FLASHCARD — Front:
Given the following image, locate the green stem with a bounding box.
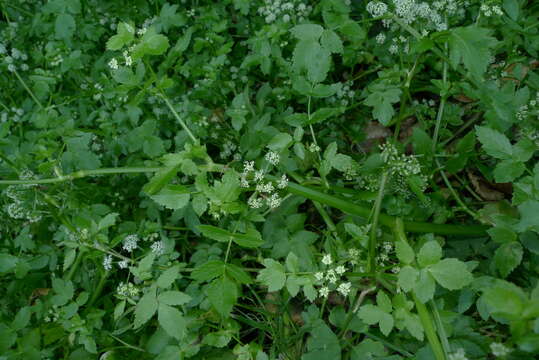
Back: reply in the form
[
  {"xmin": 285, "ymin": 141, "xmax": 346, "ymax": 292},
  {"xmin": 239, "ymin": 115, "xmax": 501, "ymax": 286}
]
[
  {"xmin": 436, "ymin": 161, "xmax": 479, "ymax": 220},
  {"xmin": 430, "ymin": 300, "xmax": 452, "ymax": 356},
  {"xmin": 65, "ymin": 249, "xmax": 85, "ymax": 281},
  {"xmin": 368, "ymin": 172, "xmax": 388, "ymax": 272},
  {"xmin": 13, "ymin": 69, "xmax": 43, "ymax": 109},
  {"xmin": 414, "ymin": 295, "xmax": 446, "ymax": 360},
  {"xmin": 285, "ymin": 181, "xmax": 488, "ymax": 236},
  {"xmin": 86, "ymin": 271, "xmax": 108, "ymax": 308},
  {"xmin": 161, "ymin": 95, "xmax": 198, "ymax": 144},
  {"xmin": 312, "ymin": 201, "xmax": 338, "ymax": 236},
  {"xmin": 338, "ymin": 286, "xmax": 376, "ymax": 339}
]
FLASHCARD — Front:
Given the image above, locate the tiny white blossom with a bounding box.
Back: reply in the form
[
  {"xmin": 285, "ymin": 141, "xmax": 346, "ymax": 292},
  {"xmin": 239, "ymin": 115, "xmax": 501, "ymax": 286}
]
[
  {"xmin": 267, "ymin": 193, "xmax": 281, "ymax": 209},
  {"xmin": 277, "ymin": 174, "xmax": 288, "ymax": 189},
  {"xmin": 248, "ymin": 196, "xmax": 263, "ymax": 209},
  {"xmin": 103, "ymin": 255, "xmax": 113, "ymax": 271},
  {"xmin": 366, "ymin": 1, "xmax": 388, "ymax": 17},
  {"xmin": 314, "ymin": 272, "xmax": 324, "ymax": 281},
  {"xmin": 321, "ymin": 254, "xmax": 332, "ymax": 265},
  {"xmin": 254, "ymin": 170, "xmax": 265, "ymax": 182},
  {"xmin": 375, "ymin": 33, "xmax": 386, "ymax": 44},
  {"xmin": 264, "ymin": 151, "xmax": 280, "ymax": 166},
  {"xmin": 122, "ymin": 234, "xmax": 139, "ymax": 252},
  {"xmin": 448, "ymin": 348, "xmax": 468, "ymax": 360},
  {"xmin": 337, "ymin": 282, "xmax": 352, "ymax": 297},
  {"xmin": 243, "ymin": 160, "xmax": 255, "ymax": 172},
  {"xmin": 319, "ymin": 286, "xmax": 330, "ymax": 298},
  {"xmin": 108, "ymin": 58, "xmax": 118, "ymax": 70},
  {"xmin": 490, "ymin": 343, "xmax": 510, "ymax": 357},
  {"xmin": 151, "ymin": 240, "xmax": 165, "ymax": 255},
  {"xmin": 335, "ymin": 265, "xmax": 346, "ymax": 275},
  {"xmin": 118, "ymin": 260, "xmax": 129, "ymax": 269}
]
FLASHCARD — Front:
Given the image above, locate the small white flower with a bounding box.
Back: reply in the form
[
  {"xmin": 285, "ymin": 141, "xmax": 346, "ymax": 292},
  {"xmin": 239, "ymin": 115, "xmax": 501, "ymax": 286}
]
[
  {"xmin": 254, "ymin": 170, "xmax": 265, "ymax": 182},
  {"xmin": 321, "ymin": 254, "xmax": 332, "ymax": 265},
  {"xmin": 326, "ymin": 270, "xmax": 338, "ymax": 284},
  {"xmin": 337, "ymin": 282, "xmax": 352, "ymax": 297},
  {"xmin": 122, "ymin": 234, "xmax": 138, "ymax": 252},
  {"xmin": 118, "ymin": 260, "xmax": 129, "ymax": 269},
  {"xmin": 103, "ymin": 255, "xmax": 113, "ymax": 271},
  {"xmin": 348, "ymin": 248, "xmax": 360, "ymax": 258},
  {"xmin": 314, "ymin": 272, "xmax": 324, "ymax": 281},
  {"xmin": 243, "ymin": 160, "xmax": 255, "ymax": 172},
  {"xmin": 151, "ymin": 240, "xmax": 165, "ymax": 255},
  {"xmin": 448, "ymin": 348, "xmax": 468, "ymax": 360},
  {"xmin": 366, "ymin": 1, "xmax": 388, "ymax": 17},
  {"xmin": 264, "ymin": 151, "xmax": 280, "ymax": 166},
  {"xmin": 248, "ymin": 197, "xmax": 263, "ymax": 209},
  {"xmin": 335, "ymin": 265, "xmax": 346, "ymax": 275},
  {"xmin": 490, "ymin": 342, "xmax": 510, "ymax": 357},
  {"xmin": 375, "ymin": 33, "xmax": 386, "ymax": 44},
  {"xmin": 319, "ymin": 286, "xmax": 330, "ymax": 298},
  {"xmin": 240, "ymin": 175, "xmax": 249, "ymax": 188},
  {"xmin": 108, "ymin": 58, "xmax": 118, "ymax": 70},
  {"xmin": 277, "ymin": 174, "xmax": 288, "ymax": 189},
  {"xmin": 266, "ymin": 193, "xmax": 281, "ymax": 209},
  {"xmin": 389, "ymin": 44, "xmax": 399, "ymax": 54}
]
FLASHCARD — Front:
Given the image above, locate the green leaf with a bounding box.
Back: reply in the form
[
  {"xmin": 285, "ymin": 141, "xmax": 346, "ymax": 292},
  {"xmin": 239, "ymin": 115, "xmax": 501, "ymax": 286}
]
[
  {"xmin": 494, "ymin": 241, "xmax": 523, "ymax": 278},
  {"xmin": 516, "ymin": 201, "xmax": 539, "ymax": 233},
  {"xmin": 364, "ymin": 85, "xmax": 401, "ymax": 126},
  {"xmin": 321, "ymin": 29, "xmax": 343, "ymax": 54},
  {"xmin": 55, "ymin": 13, "xmax": 76, "ymax": 40},
  {"xmin": 428, "ymin": 259, "xmax": 473, "ymax": 290},
  {"xmin": 413, "ymin": 270, "xmax": 435, "ymax": 303},
  {"xmin": 106, "ymin": 22, "xmax": 135, "ymax": 50},
  {"xmin": 0, "ymin": 254, "xmax": 19, "ymax": 273},
  {"xmin": 513, "ymin": 138, "xmax": 535, "ymax": 162},
  {"xmin": 475, "ymin": 126, "xmax": 513, "ymax": 160},
  {"xmin": 257, "ymin": 259, "xmax": 286, "ymax": 292},
  {"xmin": 207, "ymin": 276, "xmax": 238, "ymax": 317},
  {"xmin": 157, "ymin": 265, "xmax": 181, "ymax": 288},
  {"xmin": 51, "ymin": 279, "xmax": 74, "ymax": 306},
  {"xmin": 448, "ymin": 26, "xmax": 496, "ymax": 78},
  {"xmin": 493, "ymin": 159, "xmax": 525, "ymax": 183},
  {"xmin": 303, "ymin": 323, "xmax": 341, "ymax": 360},
  {"xmin": 191, "ymin": 260, "xmax": 225, "ymax": 282},
  {"xmin": 395, "ymin": 241, "xmax": 415, "ymax": 265},
  {"xmin": 487, "ymin": 227, "xmax": 517, "ymax": 244},
  {"xmin": 412, "ymin": 128, "xmax": 433, "ymax": 157},
  {"xmin": 158, "ymin": 291, "xmax": 191, "ymax": 306},
  {"xmin": 357, "ymin": 304, "xmax": 394, "ymax": 336},
  {"xmin": 158, "ymin": 303, "xmax": 186, "ymax": 340},
  {"xmin": 417, "ymin": 241, "xmax": 442, "ymax": 267},
  {"xmin": 307, "ymin": 107, "xmax": 344, "ymax": 125},
  {"xmin": 134, "ymin": 287, "xmax": 158, "ymax": 328},
  {"xmin": 267, "ymin": 132, "xmax": 293, "ymax": 152},
  {"xmin": 398, "ymin": 266, "xmax": 419, "ymax": 292},
  {"xmin": 377, "ymin": 291, "xmax": 392, "ymax": 313},
  {"xmin": 225, "ymin": 263, "xmax": 252, "ymax": 284},
  {"xmin": 198, "ymin": 225, "xmax": 263, "ymax": 248},
  {"xmin": 290, "ymin": 24, "xmax": 324, "ymax": 41},
  {"xmin": 150, "ymin": 185, "xmax": 190, "ymax": 210}
]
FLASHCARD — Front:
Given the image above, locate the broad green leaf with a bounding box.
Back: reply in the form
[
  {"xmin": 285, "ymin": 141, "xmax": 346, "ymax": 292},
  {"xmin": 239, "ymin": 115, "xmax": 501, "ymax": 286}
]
[
  {"xmin": 157, "ymin": 265, "xmax": 181, "ymax": 288},
  {"xmin": 357, "ymin": 304, "xmax": 393, "ymax": 336},
  {"xmin": 493, "ymin": 159, "xmax": 525, "ymax": 183},
  {"xmin": 307, "ymin": 107, "xmax": 344, "ymax": 125},
  {"xmin": 395, "ymin": 240, "xmax": 415, "ymax": 265},
  {"xmin": 191, "ymin": 260, "xmax": 225, "ymax": 282},
  {"xmin": 290, "ymin": 24, "xmax": 324, "ymax": 41},
  {"xmin": 51, "ymin": 278, "xmax": 74, "ymax": 306},
  {"xmin": 267, "ymin": 132, "xmax": 293, "ymax": 152},
  {"xmin": 55, "ymin": 13, "xmax": 76, "ymax": 40},
  {"xmin": 134, "ymin": 287, "xmax": 158, "ymax": 328},
  {"xmin": 106, "ymin": 22, "xmax": 135, "ymax": 50},
  {"xmin": 417, "ymin": 241, "xmax": 442, "ymax": 267},
  {"xmin": 203, "ymin": 330, "xmax": 232, "ymax": 348},
  {"xmin": 448, "ymin": 26, "xmax": 496, "ymax": 78},
  {"xmin": 377, "ymin": 291, "xmax": 392, "ymax": 313},
  {"xmin": 428, "ymin": 259, "xmax": 473, "ymax": 290},
  {"xmin": 475, "ymin": 126, "xmax": 513, "ymax": 160},
  {"xmin": 364, "ymin": 85, "xmax": 401, "ymax": 126},
  {"xmin": 198, "ymin": 225, "xmax": 263, "ymax": 248},
  {"xmin": 483, "ymin": 286, "xmax": 524, "ymax": 319},
  {"xmin": 207, "ymin": 276, "xmax": 238, "ymax": 317},
  {"xmin": 98, "ymin": 213, "xmax": 119, "ymax": 231},
  {"xmin": 487, "ymin": 227, "xmax": 517, "ymax": 244},
  {"xmin": 257, "ymin": 259, "xmax": 286, "ymax": 292},
  {"xmin": 158, "ymin": 291, "xmax": 191, "ymax": 306},
  {"xmin": 412, "ymin": 127, "xmax": 433, "ymax": 157},
  {"xmin": 225, "ymin": 263, "xmax": 252, "ymax": 284},
  {"xmin": 158, "ymin": 303, "xmax": 186, "ymax": 340},
  {"xmin": 515, "ymin": 201, "xmax": 539, "ymax": 233},
  {"xmin": 150, "ymin": 185, "xmax": 190, "ymax": 210},
  {"xmin": 320, "ymin": 29, "xmax": 343, "ymax": 54},
  {"xmin": 0, "ymin": 254, "xmax": 19, "ymax": 274},
  {"xmin": 303, "ymin": 323, "xmax": 341, "ymax": 360},
  {"xmin": 494, "ymin": 241, "xmax": 523, "ymax": 278},
  {"xmin": 398, "ymin": 266, "xmax": 418, "ymax": 292},
  {"xmin": 413, "ymin": 270, "xmax": 435, "ymax": 303}
]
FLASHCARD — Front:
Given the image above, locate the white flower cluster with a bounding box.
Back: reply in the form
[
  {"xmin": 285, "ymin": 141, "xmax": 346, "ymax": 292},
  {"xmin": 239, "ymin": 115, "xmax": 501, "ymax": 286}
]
[
  {"xmin": 315, "ymin": 254, "xmax": 353, "ymax": 298},
  {"xmin": 44, "ymin": 308, "xmax": 59, "ymax": 323},
  {"xmin": 241, "ymin": 156, "xmax": 288, "ymax": 210},
  {"xmin": 329, "ymin": 81, "xmax": 356, "ymax": 107},
  {"xmin": 0, "ymin": 107, "xmax": 24, "ymax": 123},
  {"xmin": 122, "ymin": 234, "xmax": 139, "ymax": 252},
  {"xmin": 108, "ymin": 49, "xmax": 133, "ymax": 70},
  {"xmin": 377, "ymin": 241, "xmax": 396, "ymax": 267},
  {"xmin": 3, "ymin": 172, "xmax": 43, "ymax": 223},
  {"xmin": 220, "ymin": 140, "xmax": 237, "ymax": 159},
  {"xmin": 448, "ymin": 348, "xmax": 468, "ymax": 360},
  {"xmin": 480, "ymin": 3, "xmax": 503, "ymax": 17},
  {"xmin": 380, "ymin": 142, "xmax": 426, "ymax": 179},
  {"xmin": 257, "ymin": 0, "xmax": 312, "ymax": 24},
  {"xmin": 366, "ymin": 1, "xmax": 389, "ymax": 17},
  {"xmin": 1, "ymin": 45, "xmax": 29, "ymax": 73},
  {"xmin": 116, "ymin": 282, "xmax": 140, "ymax": 299},
  {"xmin": 150, "ymin": 240, "xmax": 165, "ymax": 255},
  {"xmin": 490, "ymin": 342, "xmax": 511, "ymax": 357},
  {"xmin": 516, "ymin": 92, "xmax": 539, "ymax": 122}
]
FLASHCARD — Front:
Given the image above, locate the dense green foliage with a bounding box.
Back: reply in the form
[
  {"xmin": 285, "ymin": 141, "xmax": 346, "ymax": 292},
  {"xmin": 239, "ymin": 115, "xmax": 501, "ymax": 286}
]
[{"xmin": 1, "ymin": 0, "xmax": 539, "ymax": 359}]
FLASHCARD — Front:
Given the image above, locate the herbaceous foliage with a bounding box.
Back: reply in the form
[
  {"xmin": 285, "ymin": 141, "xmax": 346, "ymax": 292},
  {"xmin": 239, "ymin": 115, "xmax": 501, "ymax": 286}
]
[{"xmin": 0, "ymin": 0, "xmax": 539, "ymax": 359}]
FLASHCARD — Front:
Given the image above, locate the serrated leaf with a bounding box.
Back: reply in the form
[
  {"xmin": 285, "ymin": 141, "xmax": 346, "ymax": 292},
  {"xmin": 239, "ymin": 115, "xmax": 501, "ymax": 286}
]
[
  {"xmin": 307, "ymin": 107, "xmax": 344, "ymax": 125},
  {"xmin": 321, "ymin": 29, "xmax": 343, "ymax": 54},
  {"xmin": 158, "ymin": 291, "xmax": 191, "ymax": 306},
  {"xmin": 413, "ymin": 269, "xmax": 435, "ymax": 303},
  {"xmin": 428, "ymin": 259, "xmax": 473, "ymax": 290},
  {"xmin": 191, "ymin": 260, "xmax": 225, "ymax": 282},
  {"xmin": 357, "ymin": 304, "xmax": 393, "ymax": 336},
  {"xmin": 398, "ymin": 266, "xmax": 419, "ymax": 292},
  {"xmin": 448, "ymin": 26, "xmax": 496, "ymax": 78},
  {"xmin": 207, "ymin": 276, "xmax": 237, "ymax": 317},
  {"xmin": 150, "ymin": 185, "xmax": 190, "ymax": 210},
  {"xmin": 290, "ymin": 24, "xmax": 324, "ymax": 41},
  {"xmin": 55, "ymin": 13, "xmax": 76, "ymax": 40},
  {"xmin": 417, "ymin": 241, "xmax": 442, "ymax": 267},
  {"xmin": 157, "ymin": 265, "xmax": 181, "ymax": 288},
  {"xmin": 257, "ymin": 259, "xmax": 286, "ymax": 292},
  {"xmin": 494, "ymin": 241, "xmax": 523, "ymax": 278},
  {"xmin": 226, "ymin": 263, "xmax": 252, "ymax": 284},
  {"xmin": 158, "ymin": 303, "xmax": 186, "ymax": 340},
  {"xmin": 364, "ymin": 85, "xmax": 401, "ymax": 126},
  {"xmin": 134, "ymin": 287, "xmax": 158, "ymax": 328},
  {"xmin": 268, "ymin": 132, "xmax": 293, "ymax": 152},
  {"xmin": 395, "ymin": 241, "xmax": 415, "ymax": 265},
  {"xmin": 493, "ymin": 159, "xmax": 525, "ymax": 183},
  {"xmin": 475, "ymin": 126, "xmax": 513, "ymax": 160}
]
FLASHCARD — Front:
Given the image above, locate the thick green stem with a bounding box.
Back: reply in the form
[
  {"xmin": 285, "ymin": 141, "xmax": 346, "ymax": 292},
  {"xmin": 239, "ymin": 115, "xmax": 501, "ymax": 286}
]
[
  {"xmin": 286, "ymin": 182, "xmax": 488, "ymax": 236},
  {"xmin": 414, "ymin": 295, "xmax": 446, "ymax": 360}
]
